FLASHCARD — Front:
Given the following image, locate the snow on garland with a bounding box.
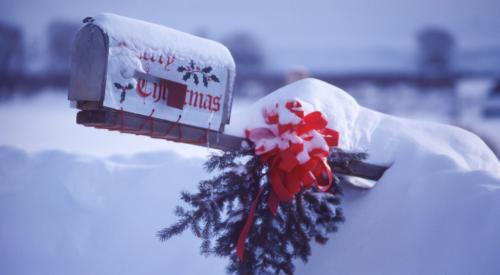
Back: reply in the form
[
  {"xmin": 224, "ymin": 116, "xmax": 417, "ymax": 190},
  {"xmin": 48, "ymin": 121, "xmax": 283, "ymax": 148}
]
[{"xmin": 159, "ymin": 100, "xmax": 368, "ymax": 274}]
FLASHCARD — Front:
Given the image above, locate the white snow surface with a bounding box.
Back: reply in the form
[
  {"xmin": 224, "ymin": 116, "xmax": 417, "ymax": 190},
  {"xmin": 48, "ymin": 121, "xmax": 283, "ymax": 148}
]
[
  {"xmin": 230, "ymin": 79, "xmax": 500, "ymax": 274},
  {"xmin": 93, "ymin": 13, "xmax": 235, "ymax": 72},
  {"xmin": 228, "ymin": 78, "xmax": 500, "ymax": 174},
  {"xmin": 1, "ymin": 79, "xmax": 500, "ymax": 274}
]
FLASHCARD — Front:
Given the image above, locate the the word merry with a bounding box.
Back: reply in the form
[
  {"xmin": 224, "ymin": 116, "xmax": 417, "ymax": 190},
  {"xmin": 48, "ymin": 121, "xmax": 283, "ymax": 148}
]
[{"xmin": 139, "ymin": 51, "xmax": 175, "ymax": 70}]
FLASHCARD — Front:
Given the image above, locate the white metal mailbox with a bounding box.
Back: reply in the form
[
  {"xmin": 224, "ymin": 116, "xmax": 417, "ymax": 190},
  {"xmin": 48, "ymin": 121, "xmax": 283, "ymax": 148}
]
[{"xmin": 69, "ymin": 13, "xmax": 240, "ymax": 149}]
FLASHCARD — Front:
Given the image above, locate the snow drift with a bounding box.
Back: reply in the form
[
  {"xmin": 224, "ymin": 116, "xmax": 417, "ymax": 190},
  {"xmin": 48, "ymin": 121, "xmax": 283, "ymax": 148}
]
[
  {"xmin": 228, "ymin": 78, "xmax": 499, "ymax": 174},
  {"xmin": 1, "ymin": 79, "xmax": 499, "ymax": 274},
  {"xmin": 0, "ymin": 147, "xmax": 227, "ymax": 275},
  {"xmin": 230, "ymin": 79, "xmax": 500, "ymax": 274}
]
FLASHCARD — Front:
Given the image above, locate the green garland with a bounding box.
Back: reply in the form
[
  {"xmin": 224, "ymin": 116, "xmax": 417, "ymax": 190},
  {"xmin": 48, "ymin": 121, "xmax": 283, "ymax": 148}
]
[{"xmin": 159, "ymin": 147, "xmax": 367, "ymax": 274}]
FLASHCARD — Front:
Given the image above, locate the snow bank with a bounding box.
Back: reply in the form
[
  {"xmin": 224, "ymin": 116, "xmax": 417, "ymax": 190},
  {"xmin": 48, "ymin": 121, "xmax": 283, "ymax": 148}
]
[
  {"xmin": 0, "ymin": 146, "xmax": 225, "ymax": 275},
  {"xmin": 227, "ymin": 78, "xmax": 500, "ymax": 174},
  {"xmin": 229, "ymin": 78, "xmax": 500, "ymax": 274},
  {"xmin": 1, "ymin": 79, "xmax": 499, "ymax": 275}
]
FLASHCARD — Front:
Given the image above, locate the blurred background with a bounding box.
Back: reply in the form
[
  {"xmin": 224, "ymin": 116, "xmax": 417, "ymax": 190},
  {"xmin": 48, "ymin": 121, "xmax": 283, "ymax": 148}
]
[
  {"xmin": 0, "ymin": 0, "xmax": 499, "ymax": 155},
  {"xmin": 1, "ymin": 1, "xmax": 500, "ymax": 274}
]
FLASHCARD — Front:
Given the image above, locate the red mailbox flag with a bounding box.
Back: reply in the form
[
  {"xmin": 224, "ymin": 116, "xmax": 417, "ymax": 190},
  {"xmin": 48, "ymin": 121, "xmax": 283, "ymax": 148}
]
[{"xmin": 166, "ymin": 80, "xmax": 187, "ymax": 110}]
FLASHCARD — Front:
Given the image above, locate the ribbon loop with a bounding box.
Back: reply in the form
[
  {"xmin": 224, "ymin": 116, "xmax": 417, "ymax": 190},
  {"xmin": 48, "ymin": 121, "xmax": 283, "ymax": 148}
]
[{"xmin": 239, "ymin": 100, "xmax": 341, "ymax": 260}]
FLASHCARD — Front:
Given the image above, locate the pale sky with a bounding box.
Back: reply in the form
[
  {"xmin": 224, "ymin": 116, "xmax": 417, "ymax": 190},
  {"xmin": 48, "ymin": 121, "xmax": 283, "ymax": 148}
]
[{"xmin": 1, "ymin": 0, "xmax": 500, "ymax": 50}]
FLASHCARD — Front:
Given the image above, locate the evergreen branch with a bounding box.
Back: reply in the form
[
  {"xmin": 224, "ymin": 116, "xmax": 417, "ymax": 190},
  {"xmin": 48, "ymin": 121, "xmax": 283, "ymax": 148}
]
[{"xmin": 158, "ymin": 147, "xmax": 361, "ymax": 274}]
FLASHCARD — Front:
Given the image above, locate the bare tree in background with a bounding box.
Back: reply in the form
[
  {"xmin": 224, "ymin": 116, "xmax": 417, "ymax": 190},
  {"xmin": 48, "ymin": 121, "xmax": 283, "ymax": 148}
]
[
  {"xmin": 0, "ymin": 22, "xmax": 24, "ymax": 74},
  {"xmin": 221, "ymin": 32, "xmax": 264, "ymax": 72},
  {"xmin": 47, "ymin": 20, "xmax": 79, "ymax": 73},
  {"xmin": 417, "ymin": 27, "xmax": 455, "ymax": 79}
]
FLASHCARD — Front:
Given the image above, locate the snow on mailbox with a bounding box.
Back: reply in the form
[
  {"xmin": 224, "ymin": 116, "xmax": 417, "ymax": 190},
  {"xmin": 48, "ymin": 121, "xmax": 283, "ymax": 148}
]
[{"xmin": 69, "ymin": 13, "xmax": 241, "ymax": 150}]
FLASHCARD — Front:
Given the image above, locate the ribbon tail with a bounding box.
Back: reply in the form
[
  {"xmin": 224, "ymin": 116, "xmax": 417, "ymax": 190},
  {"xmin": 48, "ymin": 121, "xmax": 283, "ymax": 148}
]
[
  {"xmin": 270, "ymin": 168, "xmax": 293, "ymax": 201},
  {"xmin": 237, "ymin": 188, "xmax": 263, "ymax": 261},
  {"xmin": 314, "ymin": 158, "xmax": 333, "ymax": 192}
]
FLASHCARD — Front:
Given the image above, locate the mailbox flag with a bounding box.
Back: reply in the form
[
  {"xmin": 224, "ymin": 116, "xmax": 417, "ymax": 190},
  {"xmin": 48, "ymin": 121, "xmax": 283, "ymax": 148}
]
[{"xmin": 166, "ymin": 80, "xmax": 187, "ymax": 110}]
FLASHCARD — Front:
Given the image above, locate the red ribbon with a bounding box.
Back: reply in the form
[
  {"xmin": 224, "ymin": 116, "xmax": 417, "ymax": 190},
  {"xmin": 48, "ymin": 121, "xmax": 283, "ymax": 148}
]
[
  {"xmin": 237, "ymin": 100, "xmax": 340, "ymax": 261},
  {"xmin": 236, "ymin": 188, "xmax": 262, "ymax": 260}
]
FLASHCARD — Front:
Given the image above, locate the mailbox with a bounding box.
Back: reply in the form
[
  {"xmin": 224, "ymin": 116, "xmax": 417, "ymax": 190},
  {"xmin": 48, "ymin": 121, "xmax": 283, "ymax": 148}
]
[
  {"xmin": 69, "ymin": 13, "xmax": 241, "ymax": 150},
  {"xmin": 67, "ymin": 13, "xmax": 386, "ymax": 180}
]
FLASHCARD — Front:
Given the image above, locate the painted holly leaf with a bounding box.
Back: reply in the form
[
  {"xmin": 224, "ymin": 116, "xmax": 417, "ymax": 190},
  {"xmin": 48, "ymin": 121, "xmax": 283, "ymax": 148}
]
[
  {"xmin": 126, "ymin": 83, "xmax": 134, "ymax": 90},
  {"xmin": 114, "ymin": 82, "xmax": 123, "ymax": 89},
  {"xmin": 183, "ymin": 72, "xmax": 192, "ymax": 81},
  {"xmin": 201, "ymin": 66, "xmax": 212, "ymax": 73},
  {"xmin": 178, "ymin": 61, "xmax": 220, "ymax": 87},
  {"xmin": 203, "ymin": 75, "xmax": 208, "ymax": 87},
  {"xmin": 210, "ymin": 75, "xmax": 220, "ymax": 83},
  {"xmin": 120, "ymin": 91, "xmax": 126, "ymax": 103}
]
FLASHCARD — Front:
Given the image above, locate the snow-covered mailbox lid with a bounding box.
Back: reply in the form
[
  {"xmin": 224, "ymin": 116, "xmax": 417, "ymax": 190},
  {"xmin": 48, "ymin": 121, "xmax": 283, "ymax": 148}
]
[{"xmin": 69, "ymin": 13, "xmax": 239, "ymax": 150}]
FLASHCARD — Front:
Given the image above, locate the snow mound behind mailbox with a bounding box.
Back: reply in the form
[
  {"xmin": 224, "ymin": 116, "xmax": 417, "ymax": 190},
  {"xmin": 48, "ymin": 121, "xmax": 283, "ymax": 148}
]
[
  {"xmin": 228, "ymin": 78, "xmax": 500, "ymax": 274},
  {"xmin": 227, "ymin": 78, "xmax": 500, "ymax": 175}
]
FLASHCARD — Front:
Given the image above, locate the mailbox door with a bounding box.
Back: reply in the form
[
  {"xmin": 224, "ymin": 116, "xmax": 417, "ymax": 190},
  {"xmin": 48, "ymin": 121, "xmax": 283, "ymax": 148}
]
[{"xmin": 68, "ymin": 24, "xmax": 108, "ymax": 103}]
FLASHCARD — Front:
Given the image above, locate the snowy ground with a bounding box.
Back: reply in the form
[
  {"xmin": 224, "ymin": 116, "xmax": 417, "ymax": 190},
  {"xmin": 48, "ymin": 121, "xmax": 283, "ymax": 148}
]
[
  {"xmin": 0, "ymin": 147, "xmax": 227, "ymax": 275},
  {"xmin": 1, "ymin": 82, "xmax": 500, "ymax": 274},
  {"xmin": 0, "ymin": 90, "xmax": 209, "ymax": 158}
]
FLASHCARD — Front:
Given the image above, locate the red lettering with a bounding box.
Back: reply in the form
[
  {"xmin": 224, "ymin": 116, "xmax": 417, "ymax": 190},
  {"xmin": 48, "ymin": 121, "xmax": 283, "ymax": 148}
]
[
  {"xmin": 204, "ymin": 94, "xmax": 213, "ymax": 110},
  {"xmin": 212, "ymin": 96, "xmax": 221, "ymax": 112},
  {"xmin": 166, "ymin": 55, "xmax": 175, "ymax": 66},
  {"xmin": 193, "ymin": 92, "xmax": 204, "ymax": 108},
  {"xmin": 136, "ymin": 79, "xmax": 152, "ymax": 97},
  {"xmin": 138, "ymin": 50, "xmax": 175, "ymax": 70},
  {"xmin": 182, "ymin": 89, "xmax": 221, "ymax": 112},
  {"xmin": 152, "ymin": 82, "xmax": 160, "ymax": 102},
  {"xmin": 132, "ymin": 78, "xmax": 221, "ymax": 113},
  {"xmin": 188, "ymin": 90, "xmax": 194, "ymax": 106}
]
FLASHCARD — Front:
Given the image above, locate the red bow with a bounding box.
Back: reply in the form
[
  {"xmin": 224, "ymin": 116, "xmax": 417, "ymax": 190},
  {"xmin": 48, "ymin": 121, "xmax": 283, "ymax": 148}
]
[{"xmin": 237, "ymin": 100, "xmax": 340, "ymax": 260}]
